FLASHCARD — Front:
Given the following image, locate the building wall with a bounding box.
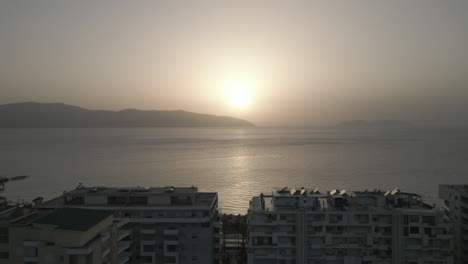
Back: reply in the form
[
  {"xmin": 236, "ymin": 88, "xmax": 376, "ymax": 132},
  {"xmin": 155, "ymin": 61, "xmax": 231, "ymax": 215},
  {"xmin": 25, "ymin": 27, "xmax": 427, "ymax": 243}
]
[
  {"xmin": 439, "ymin": 185, "xmax": 468, "ymax": 264},
  {"xmin": 40, "ymin": 187, "xmax": 220, "ymax": 264},
  {"xmin": 248, "ymin": 192, "xmax": 453, "ymax": 264},
  {"xmin": 0, "ymin": 214, "xmax": 123, "ymax": 264}
]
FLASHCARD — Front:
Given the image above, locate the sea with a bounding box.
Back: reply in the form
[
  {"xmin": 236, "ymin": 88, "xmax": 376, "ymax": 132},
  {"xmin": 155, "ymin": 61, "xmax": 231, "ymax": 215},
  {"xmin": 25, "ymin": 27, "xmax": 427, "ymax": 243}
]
[{"xmin": 1, "ymin": 127, "xmax": 468, "ymax": 214}]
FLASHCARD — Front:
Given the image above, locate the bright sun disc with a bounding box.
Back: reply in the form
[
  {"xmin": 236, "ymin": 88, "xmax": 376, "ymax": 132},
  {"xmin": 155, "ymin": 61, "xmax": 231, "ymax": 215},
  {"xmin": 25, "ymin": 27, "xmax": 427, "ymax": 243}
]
[{"xmin": 227, "ymin": 81, "xmax": 251, "ymax": 109}]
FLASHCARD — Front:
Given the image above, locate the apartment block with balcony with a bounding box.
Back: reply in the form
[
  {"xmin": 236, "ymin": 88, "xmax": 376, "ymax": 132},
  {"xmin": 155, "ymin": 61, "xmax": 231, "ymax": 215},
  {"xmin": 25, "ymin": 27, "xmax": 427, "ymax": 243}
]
[
  {"xmin": 38, "ymin": 185, "xmax": 221, "ymax": 264},
  {"xmin": 439, "ymin": 184, "xmax": 468, "ymax": 264},
  {"xmin": 248, "ymin": 187, "xmax": 453, "ymax": 264},
  {"xmin": 0, "ymin": 207, "xmax": 128, "ymax": 264}
]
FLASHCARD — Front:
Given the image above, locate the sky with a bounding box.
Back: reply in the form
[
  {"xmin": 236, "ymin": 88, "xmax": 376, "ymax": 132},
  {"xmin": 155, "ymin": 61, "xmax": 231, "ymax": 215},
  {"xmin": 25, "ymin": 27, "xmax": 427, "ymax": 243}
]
[{"xmin": 1, "ymin": 0, "xmax": 468, "ymax": 126}]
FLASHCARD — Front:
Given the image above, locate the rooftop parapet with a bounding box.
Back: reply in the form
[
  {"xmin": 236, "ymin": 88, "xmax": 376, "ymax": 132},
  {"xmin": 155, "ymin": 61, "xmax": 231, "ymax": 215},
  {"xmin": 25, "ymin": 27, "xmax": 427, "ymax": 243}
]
[{"xmin": 38, "ymin": 185, "xmax": 218, "ymax": 209}]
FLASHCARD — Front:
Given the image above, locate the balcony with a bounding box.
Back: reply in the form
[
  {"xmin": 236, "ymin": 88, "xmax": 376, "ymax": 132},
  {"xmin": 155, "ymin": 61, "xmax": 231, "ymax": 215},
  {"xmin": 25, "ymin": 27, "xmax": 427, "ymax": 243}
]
[
  {"xmin": 101, "ymin": 248, "xmax": 111, "ymax": 258},
  {"xmin": 118, "ymin": 230, "xmax": 131, "ymax": 241},
  {"xmin": 119, "ymin": 251, "xmax": 132, "ymax": 264},
  {"xmin": 117, "ymin": 218, "xmax": 130, "ymax": 228},
  {"xmin": 118, "ymin": 241, "xmax": 131, "ymax": 254}
]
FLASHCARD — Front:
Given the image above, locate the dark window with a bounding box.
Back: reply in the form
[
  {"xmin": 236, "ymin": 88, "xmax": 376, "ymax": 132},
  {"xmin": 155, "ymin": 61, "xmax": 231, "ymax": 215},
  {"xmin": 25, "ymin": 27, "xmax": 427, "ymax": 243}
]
[
  {"xmin": 170, "ymin": 196, "xmax": 192, "ymax": 205},
  {"xmin": 424, "ymin": 228, "xmax": 432, "ymax": 236},
  {"xmin": 143, "ymin": 245, "xmax": 153, "ymax": 252},
  {"xmin": 64, "ymin": 195, "xmax": 84, "ymax": 205},
  {"xmin": 410, "ymin": 226, "xmax": 419, "ymax": 234},
  {"xmin": 384, "ymin": 226, "xmax": 392, "ymax": 234},
  {"xmin": 0, "ymin": 228, "xmax": 8, "ymax": 243},
  {"xmin": 422, "ymin": 216, "xmax": 435, "ymax": 225},
  {"xmin": 166, "ymin": 245, "xmax": 178, "ymax": 252},
  {"xmin": 129, "ymin": 196, "xmax": 148, "ymax": 205},
  {"xmin": 108, "ymin": 196, "xmax": 127, "ymax": 205}
]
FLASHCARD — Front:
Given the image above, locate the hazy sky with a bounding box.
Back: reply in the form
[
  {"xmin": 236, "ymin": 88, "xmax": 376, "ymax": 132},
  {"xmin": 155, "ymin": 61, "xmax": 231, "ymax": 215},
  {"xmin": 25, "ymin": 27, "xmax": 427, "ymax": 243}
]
[{"xmin": 1, "ymin": 0, "xmax": 468, "ymax": 126}]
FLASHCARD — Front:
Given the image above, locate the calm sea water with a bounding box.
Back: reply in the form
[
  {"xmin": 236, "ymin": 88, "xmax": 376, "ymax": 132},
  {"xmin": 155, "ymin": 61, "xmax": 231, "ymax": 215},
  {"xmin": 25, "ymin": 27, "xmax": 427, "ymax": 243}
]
[{"xmin": 1, "ymin": 127, "xmax": 468, "ymax": 214}]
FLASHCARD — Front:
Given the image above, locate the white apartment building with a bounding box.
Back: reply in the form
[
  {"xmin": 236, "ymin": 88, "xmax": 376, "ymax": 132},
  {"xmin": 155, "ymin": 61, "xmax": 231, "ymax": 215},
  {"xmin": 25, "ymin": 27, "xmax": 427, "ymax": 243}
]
[
  {"xmin": 248, "ymin": 187, "xmax": 453, "ymax": 264},
  {"xmin": 439, "ymin": 184, "xmax": 468, "ymax": 264},
  {"xmin": 38, "ymin": 185, "xmax": 221, "ymax": 264},
  {"xmin": 0, "ymin": 207, "xmax": 129, "ymax": 264}
]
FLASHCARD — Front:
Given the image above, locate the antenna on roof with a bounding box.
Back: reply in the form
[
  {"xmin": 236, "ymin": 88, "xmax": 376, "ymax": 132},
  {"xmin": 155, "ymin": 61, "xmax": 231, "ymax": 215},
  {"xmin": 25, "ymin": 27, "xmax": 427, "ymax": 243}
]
[{"xmin": 0, "ymin": 175, "xmax": 29, "ymax": 192}]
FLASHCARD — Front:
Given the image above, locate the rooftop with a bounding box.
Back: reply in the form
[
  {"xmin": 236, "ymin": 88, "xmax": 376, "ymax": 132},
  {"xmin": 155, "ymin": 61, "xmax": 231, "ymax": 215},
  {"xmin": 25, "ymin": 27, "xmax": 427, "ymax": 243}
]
[
  {"xmin": 440, "ymin": 184, "xmax": 468, "ymax": 193},
  {"xmin": 33, "ymin": 208, "xmax": 112, "ymax": 231},
  {"xmin": 250, "ymin": 187, "xmax": 431, "ymax": 212},
  {"xmin": 66, "ymin": 185, "xmax": 199, "ymax": 196},
  {"xmin": 39, "ymin": 185, "xmax": 218, "ymax": 209}
]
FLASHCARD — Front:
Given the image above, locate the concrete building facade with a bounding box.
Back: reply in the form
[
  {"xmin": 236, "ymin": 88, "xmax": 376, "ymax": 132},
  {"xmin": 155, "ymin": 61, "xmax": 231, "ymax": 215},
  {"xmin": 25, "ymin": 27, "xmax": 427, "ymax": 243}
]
[
  {"xmin": 248, "ymin": 187, "xmax": 453, "ymax": 264},
  {"xmin": 0, "ymin": 207, "xmax": 129, "ymax": 264},
  {"xmin": 39, "ymin": 185, "xmax": 221, "ymax": 264},
  {"xmin": 439, "ymin": 184, "xmax": 468, "ymax": 264}
]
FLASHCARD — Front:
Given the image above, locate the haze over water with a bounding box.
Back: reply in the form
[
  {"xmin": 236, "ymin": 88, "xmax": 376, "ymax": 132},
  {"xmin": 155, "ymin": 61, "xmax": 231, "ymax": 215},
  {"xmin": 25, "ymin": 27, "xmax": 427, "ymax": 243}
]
[{"xmin": 2, "ymin": 127, "xmax": 467, "ymax": 214}]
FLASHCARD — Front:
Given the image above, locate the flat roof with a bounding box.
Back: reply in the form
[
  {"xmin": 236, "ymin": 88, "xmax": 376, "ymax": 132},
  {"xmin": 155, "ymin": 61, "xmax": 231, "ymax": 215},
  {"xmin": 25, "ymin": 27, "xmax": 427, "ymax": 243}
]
[
  {"xmin": 39, "ymin": 186, "xmax": 217, "ymax": 209},
  {"xmin": 33, "ymin": 208, "xmax": 112, "ymax": 231},
  {"xmin": 250, "ymin": 187, "xmax": 432, "ymax": 212},
  {"xmin": 65, "ymin": 186, "xmax": 199, "ymax": 196},
  {"xmin": 440, "ymin": 184, "xmax": 468, "ymax": 193}
]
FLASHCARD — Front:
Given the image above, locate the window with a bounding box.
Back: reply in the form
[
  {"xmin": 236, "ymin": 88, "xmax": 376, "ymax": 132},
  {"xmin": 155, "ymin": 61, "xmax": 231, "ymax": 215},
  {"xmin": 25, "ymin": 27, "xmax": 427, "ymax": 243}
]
[
  {"xmin": 409, "ymin": 215, "xmax": 419, "ymax": 223},
  {"xmin": 108, "ymin": 196, "xmax": 127, "ymax": 205},
  {"xmin": 129, "ymin": 196, "xmax": 148, "ymax": 205},
  {"xmin": 329, "ymin": 214, "xmax": 342, "ymax": 223},
  {"xmin": 23, "ymin": 247, "xmax": 38, "ymax": 257},
  {"xmin": 422, "ymin": 216, "xmax": 435, "ymax": 225},
  {"xmin": 171, "ymin": 196, "xmax": 192, "ymax": 205},
  {"xmin": 424, "ymin": 228, "xmax": 432, "ymax": 236},
  {"xmin": 166, "ymin": 245, "xmax": 177, "ymax": 252},
  {"xmin": 143, "ymin": 245, "xmax": 153, "ymax": 252},
  {"xmin": 410, "ymin": 226, "xmax": 419, "ymax": 234},
  {"xmin": 313, "ymin": 215, "xmax": 324, "ymax": 221},
  {"xmin": 313, "ymin": 226, "xmax": 322, "ymax": 233},
  {"xmin": 0, "ymin": 228, "xmax": 8, "ymax": 243},
  {"xmin": 384, "ymin": 227, "xmax": 392, "ymax": 234},
  {"xmin": 65, "ymin": 195, "xmax": 84, "ymax": 205},
  {"xmin": 0, "ymin": 252, "xmax": 8, "ymax": 259}
]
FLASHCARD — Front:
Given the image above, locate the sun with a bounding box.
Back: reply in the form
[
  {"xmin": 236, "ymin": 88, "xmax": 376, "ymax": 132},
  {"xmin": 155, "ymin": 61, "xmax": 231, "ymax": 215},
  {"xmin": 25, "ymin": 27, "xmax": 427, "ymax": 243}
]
[{"xmin": 226, "ymin": 80, "xmax": 252, "ymax": 110}]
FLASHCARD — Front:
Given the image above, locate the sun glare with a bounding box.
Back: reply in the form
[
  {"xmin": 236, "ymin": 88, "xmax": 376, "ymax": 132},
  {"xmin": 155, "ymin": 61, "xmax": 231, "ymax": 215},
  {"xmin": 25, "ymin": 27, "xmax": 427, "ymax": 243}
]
[{"xmin": 226, "ymin": 80, "xmax": 252, "ymax": 110}]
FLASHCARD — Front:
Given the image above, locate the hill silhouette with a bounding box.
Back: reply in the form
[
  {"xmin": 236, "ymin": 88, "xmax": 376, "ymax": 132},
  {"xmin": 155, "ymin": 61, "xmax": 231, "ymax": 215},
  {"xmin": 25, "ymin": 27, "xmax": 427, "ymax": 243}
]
[{"xmin": 0, "ymin": 102, "xmax": 255, "ymax": 128}]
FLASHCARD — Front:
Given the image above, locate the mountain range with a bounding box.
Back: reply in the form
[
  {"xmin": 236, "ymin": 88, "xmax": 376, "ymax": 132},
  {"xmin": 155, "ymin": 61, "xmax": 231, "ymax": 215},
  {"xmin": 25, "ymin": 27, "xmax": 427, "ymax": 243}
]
[{"xmin": 0, "ymin": 102, "xmax": 255, "ymax": 128}]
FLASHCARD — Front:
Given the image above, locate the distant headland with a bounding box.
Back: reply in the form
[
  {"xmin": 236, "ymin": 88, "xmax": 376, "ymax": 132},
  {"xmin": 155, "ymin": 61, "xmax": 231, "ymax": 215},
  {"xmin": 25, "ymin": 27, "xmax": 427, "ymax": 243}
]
[
  {"xmin": 0, "ymin": 102, "xmax": 255, "ymax": 128},
  {"xmin": 336, "ymin": 119, "xmax": 414, "ymax": 129}
]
